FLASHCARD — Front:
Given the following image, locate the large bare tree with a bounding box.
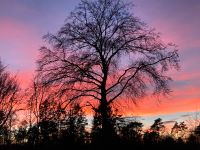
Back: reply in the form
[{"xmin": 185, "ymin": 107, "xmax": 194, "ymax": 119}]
[{"xmin": 37, "ymin": 0, "xmax": 179, "ymax": 142}]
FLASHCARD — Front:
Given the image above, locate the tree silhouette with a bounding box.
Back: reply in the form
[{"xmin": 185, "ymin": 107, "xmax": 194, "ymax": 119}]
[
  {"xmin": 91, "ymin": 111, "xmax": 102, "ymax": 145},
  {"xmin": 171, "ymin": 121, "xmax": 187, "ymax": 139},
  {"xmin": 27, "ymin": 125, "xmax": 39, "ymax": 145},
  {"xmin": 194, "ymin": 123, "xmax": 200, "ymax": 136},
  {"xmin": 37, "ymin": 0, "xmax": 179, "ymax": 143},
  {"xmin": 186, "ymin": 123, "xmax": 200, "ymax": 144},
  {"xmin": 15, "ymin": 127, "xmax": 27, "ymax": 144},
  {"xmin": 38, "ymin": 99, "xmax": 58, "ymax": 143},
  {"xmin": 161, "ymin": 135, "xmax": 176, "ymax": 145},
  {"xmin": 143, "ymin": 118, "xmax": 165, "ymax": 144},
  {"xmin": 171, "ymin": 122, "xmax": 179, "ymax": 138},
  {"xmin": 0, "ymin": 126, "xmax": 9, "ymax": 144},
  {"xmin": 27, "ymin": 78, "xmax": 50, "ymax": 126},
  {"xmin": 121, "ymin": 121, "xmax": 143, "ymax": 144},
  {"xmin": 0, "ymin": 61, "xmax": 20, "ymax": 129},
  {"xmin": 91, "ymin": 108, "xmax": 123, "ymax": 145},
  {"xmin": 150, "ymin": 118, "xmax": 165, "ymax": 133},
  {"xmin": 179, "ymin": 122, "xmax": 187, "ymax": 138},
  {"xmin": 61, "ymin": 104, "xmax": 87, "ymax": 145}
]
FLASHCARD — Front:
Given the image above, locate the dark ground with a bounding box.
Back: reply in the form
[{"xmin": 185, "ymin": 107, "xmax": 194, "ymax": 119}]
[{"xmin": 0, "ymin": 144, "xmax": 199, "ymax": 150}]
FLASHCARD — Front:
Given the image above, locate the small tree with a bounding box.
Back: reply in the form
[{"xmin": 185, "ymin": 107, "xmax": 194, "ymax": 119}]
[
  {"xmin": 187, "ymin": 123, "xmax": 200, "ymax": 144},
  {"xmin": 150, "ymin": 118, "xmax": 165, "ymax": 133},
  {"xmin": 121, "ymin": 121, "xmax": 143, "ymax": 144},
  {"xmin": 26, "ymin": 78, "xmax": 50, "ymax": 127},
  {"xmin": 39, "ymin": 99, "xmax": 58, "ymax": 143},
  {"xmin": 62, "ymin": 104, "xmax": 88, "ymax": 145},
  {"xmin": 27, "ymin": 125, "xmax": 39, "ymax": 145},
  {"xmin": 91, "ymin": 111, "xmax": 102, "ymax": 145},
  {"xmin": 143, "ymin": 118, "xmax": 165, "ymax": 144},
  {"xmin": 15, "ymin": 127, "xmax": 27, "ymax": 144},
  {"xmin": 178, "ymin": 122, "xmax": 187, "ymax": 139},
  {"xmin": 0, "ymin": 126, "xmax": 9, "ymax": 144},
  {"xmin": 194, "ymin": 124, "xmax": 200, "ymax": 136},
  {"xmin": 91, "ymin": 108, "xmax": 122, "ymax": 144},
  {"xmin": 0, "ymin": 60, "xmax": 20, "ymax": 129},
  {"xmin": 171, "ymin": 122, "xmax": 179, "ymax": 138},
  {"xmin": 171, "ymin": 121, "xmax": 187, "ymax": 139}
]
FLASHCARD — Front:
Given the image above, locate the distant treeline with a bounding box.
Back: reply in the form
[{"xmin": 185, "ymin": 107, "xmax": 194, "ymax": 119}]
[{"xmin": 0, "ymin": 103, "xmax": 200, "ymax": 149}]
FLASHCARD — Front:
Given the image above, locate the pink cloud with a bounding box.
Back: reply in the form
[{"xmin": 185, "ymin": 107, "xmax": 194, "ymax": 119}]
[
  {"xmin": 0, "ymin": 18, "xmax": 40, "ymax": 59},
  {"xmin": 134, "ymin": 1, "xmax": 200, "ymax": 50},
  {"xmin": 174, "ymin": 72, "xmax": 200, "ymax": 82},
  {"xmin": 150, "ymin": 20, "xmax": 200, "ymax": 49},
  {"xmin": 0, "ymin": 19, "xmax": 29, "ymax": 39},
  {"xmin": 0, "ymin": 18, "xmax": 42, "ymax": 88}
]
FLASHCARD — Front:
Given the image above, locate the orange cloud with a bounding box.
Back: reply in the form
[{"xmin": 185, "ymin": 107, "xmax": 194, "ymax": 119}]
[
  {"xmin": 121, "ymin": 94, "xmax": 200, "ymax": 117},
  {"xmin": 17, "ymin": 70, "xmax": 34, "ymax": 89}
]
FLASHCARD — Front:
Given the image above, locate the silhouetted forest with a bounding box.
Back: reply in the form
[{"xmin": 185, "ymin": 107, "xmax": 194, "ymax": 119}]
[
  {"xmin": 0, "ymin": 99, "xmax": 200, "ymax": 149},
  {"xmin": 0, "ymin": 0, "xmax": 199, "ymax": 149}
]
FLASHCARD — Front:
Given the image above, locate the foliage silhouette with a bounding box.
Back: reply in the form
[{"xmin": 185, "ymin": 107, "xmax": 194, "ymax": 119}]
[
  {"xmin": 194, "ymin": 124, "xmax": 200, "ymax": 136},
  {"xmin": 15, "ymin": 127, "xmax": 27, "ymax": 144},
  {"xmin": 171, "ymin": 121, "xmax": 188, "ymax": 139},
  {"xmin": 91, "ymin": 107, "xmax": 123, "ymax": 145},
  {"xmin": 120, "ymin": 121, "xmax": 143, "ymax": 144},
  {"xmin": 60, "ymin": 103, "xmax": 88, "ymax": 145},
  {"xmin": 38, "ymin": 99, "xmax": 58, "ymax": 143},
  {"xmin": 143, "ymin": 118, "xmax": 165, "ymax": 144},
  {"xmin": 27, "ymin": 125, "xmax": 39, "ymax": 145}
]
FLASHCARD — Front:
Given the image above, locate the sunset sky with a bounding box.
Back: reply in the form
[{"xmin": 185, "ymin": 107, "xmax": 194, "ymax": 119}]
[{"xmin": 0, "ymin": 0, "xmax": 200, "ymax": 126}]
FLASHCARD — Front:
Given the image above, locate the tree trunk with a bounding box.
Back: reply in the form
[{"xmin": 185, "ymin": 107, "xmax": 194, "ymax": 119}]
[
  {"xmin": 99, "ymin": 64, "xmax": 116, "ymax": 144},
  {"xmin": 99, "ymin": 95, "xmax": 116, "ymax": 144}
]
